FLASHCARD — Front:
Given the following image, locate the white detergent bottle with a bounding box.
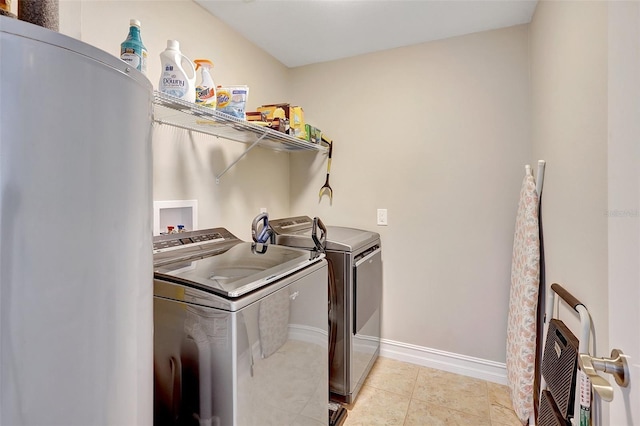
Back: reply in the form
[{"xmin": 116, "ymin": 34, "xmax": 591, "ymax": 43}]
[
  {"xmin": 194, "ymin": 59, "xmax": 216, "ymax": 108},
  {"xmin": 158, "ymin": 40, "xmax": 196, "ymax": 103}
]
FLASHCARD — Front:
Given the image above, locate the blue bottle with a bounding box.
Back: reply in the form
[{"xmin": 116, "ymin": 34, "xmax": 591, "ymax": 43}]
[{"xmin": 120, "ymin": 19, "xmax": 147, "ymax": 76}]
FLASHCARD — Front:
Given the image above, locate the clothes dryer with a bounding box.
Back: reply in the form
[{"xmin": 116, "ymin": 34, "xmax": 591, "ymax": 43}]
[
  {"xmin": 270, "ymin": 216, "xmax": 382, "ymax": 404},
  {"xmin": 153, "ymin": 227, "xmax": 328, "ymax": 425}
]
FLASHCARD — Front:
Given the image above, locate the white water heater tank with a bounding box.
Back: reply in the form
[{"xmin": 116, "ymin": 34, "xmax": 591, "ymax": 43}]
[{"xmin": 0, "ymin": 18, "xmax": 153, "ymax": 425}]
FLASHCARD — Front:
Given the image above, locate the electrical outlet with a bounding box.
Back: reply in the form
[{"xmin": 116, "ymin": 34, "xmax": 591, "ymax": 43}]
[{"xmin": 377, "ymin": 208, "xmax": 388, "ymax": 226}]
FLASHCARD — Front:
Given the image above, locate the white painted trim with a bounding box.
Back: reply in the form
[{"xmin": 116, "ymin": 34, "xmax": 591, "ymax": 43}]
[{"xmin": 379, "ymin": 338, "xmax": 507, "ymax": 385}]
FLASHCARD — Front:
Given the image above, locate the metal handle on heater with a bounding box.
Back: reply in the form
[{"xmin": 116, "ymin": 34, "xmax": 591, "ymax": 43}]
[{"xmin": 578, "ymin": 349, "xmax": 629, "ymax": 402}]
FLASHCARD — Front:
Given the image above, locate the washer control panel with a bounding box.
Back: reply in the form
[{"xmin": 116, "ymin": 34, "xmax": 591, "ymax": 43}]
[
  {"xmin": 270, "ymin": 216, "xmax": 313, "ymax": 234},
  {"xmin": 153, "ymin": 228, "xmax": 238, "ymax": 253}
]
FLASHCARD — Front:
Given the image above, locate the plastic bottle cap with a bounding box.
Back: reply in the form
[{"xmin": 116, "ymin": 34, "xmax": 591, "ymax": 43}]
[
  {"xmin": 130, "ymin": 19, "xmax": 141, "ymax": 27},
  {"xmin": 167, "ymin": 40, "xmax": 180, "ymax": 50},
  {"xmin": 194, "ymin": 59, "xmax": 214, "ymax": 67}
]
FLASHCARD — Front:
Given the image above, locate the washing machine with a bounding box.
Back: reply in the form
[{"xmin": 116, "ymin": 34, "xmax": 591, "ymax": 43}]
[
  {"xmin": 269, "ymin": 216, "xmax": 382, "ymax": 404},
  {"xmin": 153, "ymin": 227, "xmax": 328, "ymax": 426}
]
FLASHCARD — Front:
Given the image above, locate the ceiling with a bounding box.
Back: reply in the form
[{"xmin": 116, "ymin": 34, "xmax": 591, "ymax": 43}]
[{"xmin": 196, "ymin": 0, "xmax": 539, "ymax": 68}]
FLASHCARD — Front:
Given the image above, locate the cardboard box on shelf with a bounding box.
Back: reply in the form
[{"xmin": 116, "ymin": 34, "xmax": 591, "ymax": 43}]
[
  {"xmin": 246, "ymin": 111, "xmax": 267, "ymax": 122},
  {"xmin": 305, "ymin": 124, "xmax": 322, "ymax": 144},
  {"xmin": 288, "ymin": 106, "xmax": 305, "ymax": 139},
  {"xmin": 270, "ymin": 117, "xmax": 289, "ymax": 133},
  {"xmin": 257, "ymin": 104, "xmax": 289, "ymax": 121},
  {"xmin": 257, "ymin": 103, "xmax": 306, "ymax": 139}
]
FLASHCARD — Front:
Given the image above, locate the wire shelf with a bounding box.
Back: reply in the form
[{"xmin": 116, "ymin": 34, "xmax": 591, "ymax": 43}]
[{"xmin": 152, "ymin": 91, "xmax": 328, "ymax": 153}]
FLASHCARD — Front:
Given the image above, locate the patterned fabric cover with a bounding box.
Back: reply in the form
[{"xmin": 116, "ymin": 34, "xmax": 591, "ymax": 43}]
[{"xmin": 506, "ymin": 171, "xmax": 540, "ymax": 424}]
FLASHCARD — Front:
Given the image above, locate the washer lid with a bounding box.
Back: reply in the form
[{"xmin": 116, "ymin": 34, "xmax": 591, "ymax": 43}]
[
  {"xmin": 270, "ymin": 216, "xmax": 380, "ymax": 252},
  {"xmin": 154, "ymin": 242, "xmax": 318, "ymax": 298},
  {"xmin": 326, "ymin": 226, "xmax": 380, "ymax": 251}
]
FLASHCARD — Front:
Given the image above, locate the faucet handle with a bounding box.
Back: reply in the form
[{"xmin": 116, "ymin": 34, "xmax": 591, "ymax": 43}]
[
  {"xmin": 251, "ymin": 212, "xmax": 270, "ymax": 244},
  {"xmin": 578, "ymin": 349, "xmax": 629, "ymax": 402}
]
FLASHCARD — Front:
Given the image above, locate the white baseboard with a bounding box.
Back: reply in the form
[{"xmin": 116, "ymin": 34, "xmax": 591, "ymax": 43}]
[{"xmin": 379, "ymin": 338, "xmax": 507, "ymax": 385}]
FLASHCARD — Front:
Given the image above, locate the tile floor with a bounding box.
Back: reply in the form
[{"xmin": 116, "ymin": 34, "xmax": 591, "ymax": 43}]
[{"xmin": 342, "ymin": 357, "xmax": 522, "ymax": 426}]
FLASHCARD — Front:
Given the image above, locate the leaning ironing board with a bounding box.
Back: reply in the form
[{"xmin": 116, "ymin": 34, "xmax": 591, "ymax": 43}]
[
  {"xmin": 506, "ymin": 161, "xmax": 545, "ymax": 425},
  {"xmin": 507, "ymin": 161, "xmax": 629, "ymax": 426}
]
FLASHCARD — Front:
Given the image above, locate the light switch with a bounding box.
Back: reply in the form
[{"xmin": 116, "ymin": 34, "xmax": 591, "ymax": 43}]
[{"xmin": 377, "ymin": 209, "xmax": 388, "ymax": 226}]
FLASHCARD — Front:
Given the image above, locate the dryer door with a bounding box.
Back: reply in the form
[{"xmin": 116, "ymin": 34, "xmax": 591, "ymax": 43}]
[
  {"xmin": 354, "ymin": 247, "xmax": 382, "ymax": 335},
  {"xmin": 351, "ymin": 247, "xmax": 382, "ymax": 395}
]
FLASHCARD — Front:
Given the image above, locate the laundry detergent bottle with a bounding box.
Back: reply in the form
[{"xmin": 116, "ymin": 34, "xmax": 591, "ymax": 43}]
[
  {"xmin": 158, "ymin": 40, "xmax": 196, "ymax": 103},
  {"xmin": 120, "ymin": 19, "xmax": 148, "ymax": 75},
  {"xmin": 194, "ymin": 59, "xmax": 216, "ymax": 108}
]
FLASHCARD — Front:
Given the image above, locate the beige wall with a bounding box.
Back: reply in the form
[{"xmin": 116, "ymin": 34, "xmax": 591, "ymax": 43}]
[
  {"xmin": 61, "ymin": 3, "xmax": 533, "ymax": 363},
  {"xmin": 529, "ymin": 0, "xmax": 609, "ymax": 359},
  {"xmin": 290, "ymin": 26, "xmax": 532, "ymax": 362},
  {"xmin": 607, "ymin": 2, "xmax": 640, "ymax": 423},
  {"xmin": 61, "ymin": 1, "xmax": 295, "ymax": 240},
  {"xmin": 58, "ymin": 0, "xmax": 614, "ymax": 370}
]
